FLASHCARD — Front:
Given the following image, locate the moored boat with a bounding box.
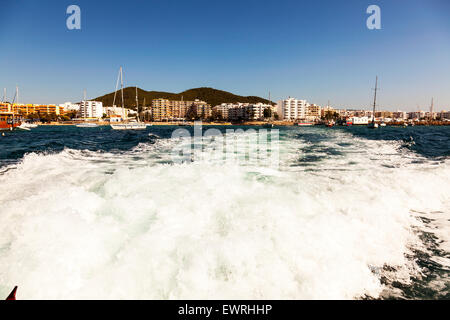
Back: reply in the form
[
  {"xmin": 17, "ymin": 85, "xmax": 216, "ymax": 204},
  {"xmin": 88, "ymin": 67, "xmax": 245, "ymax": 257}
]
[
  {"xmin": 294, "ymin": 122, "xmax": 314, "ymax": 126},
  {"xmin": 0, "ymin": 112, "xmax": 21, "ymax": 131},
  {"xmin": 110, "ymin": 68, "xmax": 147, "ymax": 130},
  {"xmin": 76, "ymin": 122, "xmax": 99, "ymax": 128},
  {"xmin": 111, "ymin": 121, "xmax": 147, "ymax": 130}
]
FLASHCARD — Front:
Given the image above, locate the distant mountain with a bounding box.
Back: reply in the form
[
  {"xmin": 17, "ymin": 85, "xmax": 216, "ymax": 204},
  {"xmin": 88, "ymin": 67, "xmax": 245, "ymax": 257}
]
[{"xmin": 94, "ymin": 87, "xmax": 273, "ymax": 109}]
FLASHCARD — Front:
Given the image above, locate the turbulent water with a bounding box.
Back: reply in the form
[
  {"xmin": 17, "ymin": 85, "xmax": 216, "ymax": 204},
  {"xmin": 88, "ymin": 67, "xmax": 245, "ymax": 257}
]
[{"xmin": 0, "ymin": 125, "xmax": 449, "ymax": 299}]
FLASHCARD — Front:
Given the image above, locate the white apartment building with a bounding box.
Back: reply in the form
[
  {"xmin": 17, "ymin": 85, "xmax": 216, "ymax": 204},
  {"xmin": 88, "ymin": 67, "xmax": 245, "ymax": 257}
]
[
  {"xmin": 104, "ymin": 105, "xmax": 129, "ymax": 119},
  {"xmin": 223, "ymin": 103, "xmax": 274, "ymax": 121},
  {"xmin": 80, "ymin": 101, "xmax": 104, "ymax": 119},
  {"xmin": 277, "ymin": 98, "xmax": 308, "ymax": 120},
  {"xmin": 247, "ymin": 103, "xmax": 274, "ymax": 120},
  {"xmin": 440, "ymin": 110, "xmax": 450, "ymax": 119},
  {"xmin": 393, "ymin": 111, "xmax": 407, "ymax": 120},
  {"xmin": 407, "ymin": 111, "xmax": 426, "ymax": 120}
]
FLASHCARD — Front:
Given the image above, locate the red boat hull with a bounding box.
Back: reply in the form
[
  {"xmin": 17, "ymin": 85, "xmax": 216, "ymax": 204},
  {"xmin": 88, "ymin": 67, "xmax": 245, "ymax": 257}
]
[{"xmin": 0, "ymin": 119, "xmax": 21, "ymax": 131}]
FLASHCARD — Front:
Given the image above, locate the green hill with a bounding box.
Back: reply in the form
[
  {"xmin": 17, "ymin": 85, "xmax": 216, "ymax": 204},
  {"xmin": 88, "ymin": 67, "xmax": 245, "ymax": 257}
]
[{"xmin": 94, "ymin": 87, "xmax": 273, "ymax": 110}]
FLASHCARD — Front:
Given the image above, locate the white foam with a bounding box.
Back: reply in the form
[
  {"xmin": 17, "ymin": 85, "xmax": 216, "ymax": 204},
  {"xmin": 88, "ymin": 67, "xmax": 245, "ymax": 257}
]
[{"xmin": 0, "ymin": 129, "xmax": 448, "ymax": 299}]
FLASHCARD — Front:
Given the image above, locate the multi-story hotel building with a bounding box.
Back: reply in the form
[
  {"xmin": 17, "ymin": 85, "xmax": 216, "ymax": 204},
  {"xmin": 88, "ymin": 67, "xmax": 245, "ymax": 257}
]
[
  {"xmin": 407, "ymin": 111, "xmax": 426, "ymax": 120},
  {"xmin": 151, "ymin": 98, "xmax": 211, "ymax": 121},
  {"xmin": 305, "ymin": 104, "xmax": 322, "ymax": 120},
  {"xmin": 0, "ymin": 103, "xmax": 65, "ymax": 116},
  {"xmin": 392, "ymin": 111, "xmax": 407, "ymax": 120},
  {"xmin": 224, "ymin": 103, "xmax": 274, "ymax": 121},
  {"xmin": 277, "ymin": 98, "xmax": 308, "ymax": 120},
  {"xmin": 79, "ymin": 101, "xmax": 103, "ymax": 119}
]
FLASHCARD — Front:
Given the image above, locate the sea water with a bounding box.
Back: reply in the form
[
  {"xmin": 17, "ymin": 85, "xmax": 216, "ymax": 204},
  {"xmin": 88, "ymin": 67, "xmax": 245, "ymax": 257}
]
[{"xmin": 0, "ymin": 125, "xmax": 448, "ymax": 299}]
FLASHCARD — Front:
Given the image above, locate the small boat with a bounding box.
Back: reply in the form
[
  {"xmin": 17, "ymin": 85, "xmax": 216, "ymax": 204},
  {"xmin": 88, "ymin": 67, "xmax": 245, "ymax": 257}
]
[
  {"xmin": 111, "ymin": 121, "xmax": 147, "ymax": 130},
  {"xmin": 0, "ymin": 112, "xmax": 21, "ymax": 131},
  {"xmin": 76, "ymin": 122, "xmax": 99, "ymax": 128},
  {"xmin": 1, "ymin": 90, "xmax": 22, "ymax": 131},
  {"xmin": 325, "ymin": 120, "xmax": 335, "ymax": 127},
  {"xmin": 18, "ymin": 122, "xmax": 38, "ymax": 129},
  {"xmin": 295, "ymin": 122, "xmax": 314, "ymax": 126},
  {"xmin": 380, "ymin": 122, "xmax": 386, "ymax": 127}
]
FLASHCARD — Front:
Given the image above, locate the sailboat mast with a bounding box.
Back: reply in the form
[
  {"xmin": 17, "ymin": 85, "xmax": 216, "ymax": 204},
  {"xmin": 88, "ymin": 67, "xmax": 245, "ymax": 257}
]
[
  {"xmin": 2, "ymin": 88, "xmax": 6, "ymax": 103},
  {"xmin": 135, "ymin": 86, "xmax": 139, "ymax": 122},
  {"xmin": 83, "ymin": 89, "xmax": 87, "ymax": 120},
  {"xmin": 120, "ymin": 67, "xmax": 125, "ymax": 120},
  {"xmin": 372, "ymin": 76, "xmax": 378, "ymax": 123},
  {"xmin": 143, "ymin": 97, "xmax": 146, "ymax": 122},
  {"xmin": 430, "ymin": 97, "xmax": 434, "ymax": 121}
]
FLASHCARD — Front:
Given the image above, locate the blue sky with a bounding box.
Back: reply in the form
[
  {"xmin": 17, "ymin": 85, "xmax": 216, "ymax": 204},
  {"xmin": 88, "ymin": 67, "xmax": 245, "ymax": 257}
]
[{"xmin": 1, "ymin": 0, "xmax": 449, "ymax": 111}]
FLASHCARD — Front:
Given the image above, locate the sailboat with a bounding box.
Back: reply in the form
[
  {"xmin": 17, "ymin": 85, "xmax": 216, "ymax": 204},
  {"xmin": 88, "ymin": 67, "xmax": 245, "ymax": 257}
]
[
  {"xmin": 110, "ymin": 67, "xmax": 146, "ymax": 130},
  {"xmin": 368, "ymin": 76, "xmax": 379, "ymax": 129},
  {"xmin": 76, "ymin": 89, "xmax": 98, "ymax": 128}
]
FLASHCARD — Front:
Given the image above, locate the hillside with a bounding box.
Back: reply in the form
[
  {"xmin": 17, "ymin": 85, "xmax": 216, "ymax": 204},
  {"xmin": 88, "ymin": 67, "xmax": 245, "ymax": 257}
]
[{"xmin": 94, "ymin": 87, "xmax": 273, "ymax": 110}]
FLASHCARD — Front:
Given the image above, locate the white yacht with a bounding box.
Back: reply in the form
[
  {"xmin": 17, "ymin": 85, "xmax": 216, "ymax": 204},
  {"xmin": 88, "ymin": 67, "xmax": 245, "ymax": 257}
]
[
  {"xmin": 17, "ymin": 122, "xmax": 38, "ymax": 130},
  {"xmin": 110, "ymin": 67, "xmax": 147, "ymax": 130}
]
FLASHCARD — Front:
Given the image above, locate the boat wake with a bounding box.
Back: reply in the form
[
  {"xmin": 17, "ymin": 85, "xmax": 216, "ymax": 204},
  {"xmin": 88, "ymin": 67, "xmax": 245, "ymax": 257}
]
[{"xmin": 0, "ymin": 129, "xmax": 448, "ymax": 299}]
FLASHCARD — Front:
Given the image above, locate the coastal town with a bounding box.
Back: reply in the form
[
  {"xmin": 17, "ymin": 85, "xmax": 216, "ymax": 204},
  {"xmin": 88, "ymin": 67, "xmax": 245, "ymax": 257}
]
[{"xmin": 1, "ymin": 88, "xmax": 450, "ymax": 128}]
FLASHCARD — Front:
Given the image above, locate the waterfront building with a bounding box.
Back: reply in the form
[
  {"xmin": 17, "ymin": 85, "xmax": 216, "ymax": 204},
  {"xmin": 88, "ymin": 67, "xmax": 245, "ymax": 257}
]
[
  {"xmin": 246, "ymin": 103, "xmax": 274, "ymax": 120},
  {"xmin": 440, "ymin": 110, "xmax": 450, "ymax": 120},
  {"xmin": 79, "ymin": 101, "xmax": 103, "ymax": 119},
  {"xmin": 192, "ymin": 99, "xmax": 212, "ymax": 119},
  {"xmin": 393, "ymin": 111, "xmax": 407, "ymax": 120},
  {"xmin": 407, "ymin": 111, "xmax": 426, "ymax": 120},
  {"xmin": 104, "ymin": 106, "xmax": 130, "ymax": 119},
  {"xmin": 151, "ymin": 98, "xmax": 211, "ymax": 121},
  {"xmin": 109, "ymin": 114, "xmax": 123, "ymax": 122},
  {"xmin": 306, "ymin": 104, "xmax": 322, "ymax": 121},
  {"xmin": 425, "ymin": 111, "xmax": 437, "ymax": 120},
  {"xmin": 277, "ymin": 98, "xmax": 308, "ymax": 121},
  {"xmin": 213, "ymin": 103, "xmax": 235, "ymax": 119},
  {"xmin": 0, "ymin": 103, "xmax": 65, "ymax": 116},
  {"xmin": 321, "ymin": 106, "xmax": 336, "ymax": 118},
  {"xmin": 224, "ymin": 103, "xmax": 273, "ymax": 121},
  {"xmin": 228, "ymin": 105, "xmax": 248, "ymax": 121},
  {"xmin": 375, "ymin": 111, "xmax": 393, "ymax": 119}
]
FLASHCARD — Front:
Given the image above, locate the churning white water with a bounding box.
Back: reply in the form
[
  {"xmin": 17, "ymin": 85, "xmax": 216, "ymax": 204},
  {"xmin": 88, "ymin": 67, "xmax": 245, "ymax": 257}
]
[{"xmin": 0, "ymin": 128, "xmax": 449, "ymax": 299}]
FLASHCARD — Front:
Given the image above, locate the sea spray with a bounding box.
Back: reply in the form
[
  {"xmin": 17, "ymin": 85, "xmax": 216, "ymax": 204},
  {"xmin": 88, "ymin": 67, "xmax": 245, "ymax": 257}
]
[{"xmin": 0, "ymin": 126, "xmax": 448, "ymax": 299}]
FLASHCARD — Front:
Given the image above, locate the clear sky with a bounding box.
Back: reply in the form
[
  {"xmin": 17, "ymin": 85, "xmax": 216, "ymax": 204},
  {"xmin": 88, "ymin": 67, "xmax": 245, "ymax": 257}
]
[{"xmin": 1, "ymin": 0, "xmax": 449, "ymax": 111}]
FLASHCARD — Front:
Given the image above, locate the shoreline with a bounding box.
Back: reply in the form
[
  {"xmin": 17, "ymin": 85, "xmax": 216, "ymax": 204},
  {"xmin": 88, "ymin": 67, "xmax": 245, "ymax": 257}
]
[{"xmin": 36, "ymin": 121, "xmax": 450, "ymax": 127}]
